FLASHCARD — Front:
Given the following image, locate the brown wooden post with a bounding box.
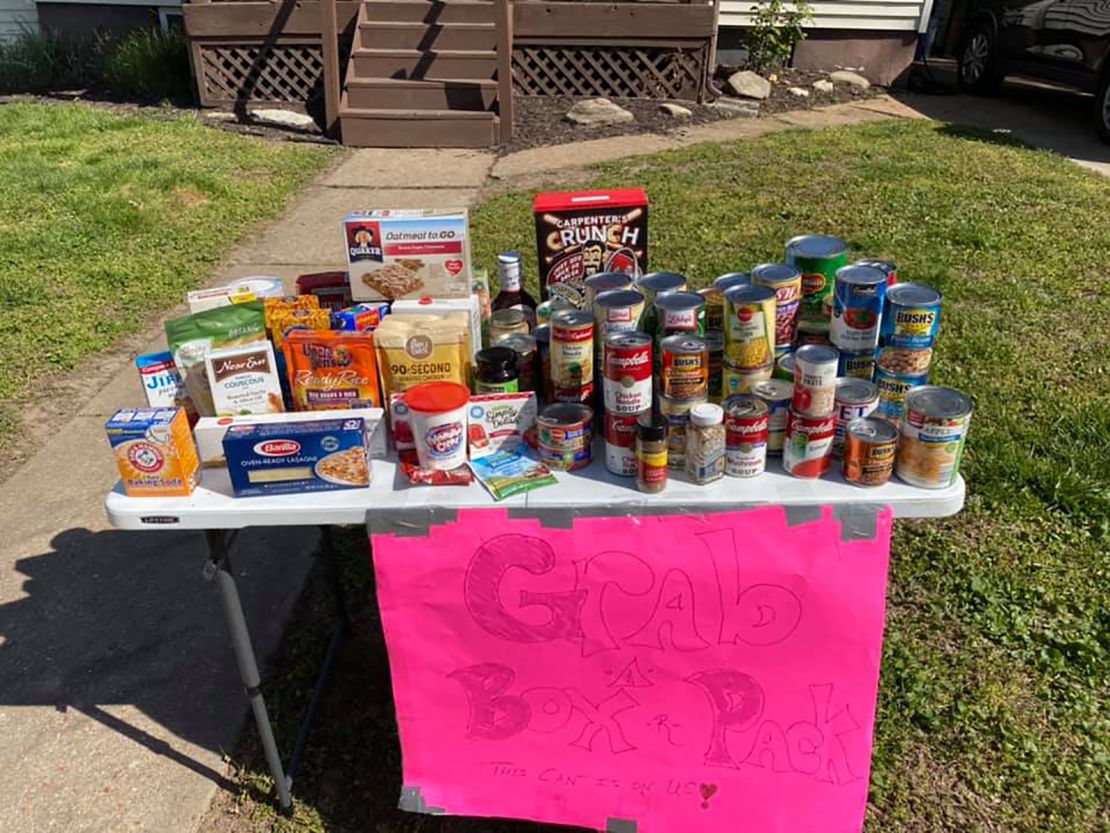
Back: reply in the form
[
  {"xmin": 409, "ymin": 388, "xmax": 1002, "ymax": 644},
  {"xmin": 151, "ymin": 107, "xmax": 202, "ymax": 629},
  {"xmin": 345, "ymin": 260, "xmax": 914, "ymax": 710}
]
[
  {"xmin": 496, "ymin": 0, "xmax": 514, "ymax": 144},
  {"xmin": 321, "ymin": 0, "xmax": 342, "ymax": 138}
]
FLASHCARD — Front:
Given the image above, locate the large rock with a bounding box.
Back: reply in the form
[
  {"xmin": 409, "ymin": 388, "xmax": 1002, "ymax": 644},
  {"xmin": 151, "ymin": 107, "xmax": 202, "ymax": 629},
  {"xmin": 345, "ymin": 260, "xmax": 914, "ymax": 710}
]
[
  {"xmin": 565, "ymin": 98, "xmax": 635, "ymax": 126},
  {"xmin": 726, "ymin": 70, "xmax": 771, "ymax": 100},
  {"xmin": 250, "ymin": 108, "xmax": 319, "ymax": 130},
  {"xmin": 659, "ymin": 102, "xmax": 693, "ymax": 119},
  {"xmin": 813, "ymin": 79, "xmax": 835, "ymax": 93},
  {"xmin": 711, "ymin": 98, "xmax": 760, "ymax": 119},
  {"xmin": 829, "ymin": 70, "xmax": 871, "ymax": 90}
]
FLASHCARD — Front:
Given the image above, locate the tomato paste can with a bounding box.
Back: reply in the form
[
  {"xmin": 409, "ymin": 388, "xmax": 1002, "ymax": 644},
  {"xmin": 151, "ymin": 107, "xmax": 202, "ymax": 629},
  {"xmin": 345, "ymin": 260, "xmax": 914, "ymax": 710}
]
[
  {"xmin": 785, "ymin": 234, "xmax": 849, "ymax": 323},
  {"xmin": 774, "ymin": 353, "xmax": 796, "ymax": 382},
  {"xmin": 594, "ymin": 288, "xmax": 646, "ymax": 346},
  {"xmin": 723, "ymin": 284, "xmax": 776, "ymax": 371},
  {"xmin": 751, "ymin": 262, "xmax": 803, "ymax": 353},
  {"xmin": 896, "ymin": 386, "xmax": 973, "ymax": 489},
  {"xmin": 838, "ymin": 349, "xmax": 877, "ymax": 381},
  {"xmin": 661, "ymin": 335, "xmax": 709, "ymax": 401},
  {"xmin": 879, "ymin": 283, "xmax": 942, "ymax": 350},
  {"xmin": 843, "ymin": 417, "xmax": 899, "ymax": 486},
  {"xmin": 874, "ymin": 365, "xmax": 929, "ymax": 425},
  {"xmin": 705, "ymin": 331, "xmax": 725, "ymax": 403},
  {"xmin": 636, "ymin": 272, "xmax": 687, "ymax": 332},
  {"xmin": 537, "ymin": 403, "xmax": 593, "ymax": 471},
  {"xmin": 499, "ymin": 333, "xmax": 537, "ymax": 394},
  {"xmin": 605, "ymin": 410, "xmax": 642, "ymax": 477},
  {"xmin": 723, "ymin": 357, "xmax": 773, "ymax": 398},
  {"xmin": 659, "ymin": 395, "xmax": 703, "ymax": 470},
  {"xmin": 584, "ymin": 271, "xmax": 634, "ymax": 312},
  {"xmin": 700, "ymin": 272, "xmax": 751, "ymax": 333},
  {"xmin": 603, "ymin": 332, "xmax": 653, "ymax": 414},
  {"xmin": 833, "ymin": 377, "xmax": 880, "ymax": 457},
  {"xmin": 830, "ymin": 263, "xmax": 888, "ymax": 353},
  {"xmin": 854, "ymin": 259, "xmax": 899, "ymax": 287},
  {"xmin": 792, "ymin": 344, "xmax": 839, "ymax": 417},
  {"xmin": 783, "ymin": 408, "xmax": 836, "ymax": 478},
  {"xmin": 653, "ymin": 291, "xmax": 706, "ymax": 339},
  {"xmin": 550, "ymin": 309, "xmax": 595, "ymax": 402},
  {"xmin": 751, "ymin": 378, "xmax": 793, "ymax": 455},
  {"xmin": 723, "ymin": 394, "xmax": 770, "ymax": 477}
]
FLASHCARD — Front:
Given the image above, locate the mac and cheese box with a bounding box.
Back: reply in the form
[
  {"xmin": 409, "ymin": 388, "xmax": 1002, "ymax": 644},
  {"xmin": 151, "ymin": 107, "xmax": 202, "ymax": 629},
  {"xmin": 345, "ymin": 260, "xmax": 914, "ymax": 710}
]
[{"xmin": 106, "ymin": 408, "xmax": 200, "ymax": 497}]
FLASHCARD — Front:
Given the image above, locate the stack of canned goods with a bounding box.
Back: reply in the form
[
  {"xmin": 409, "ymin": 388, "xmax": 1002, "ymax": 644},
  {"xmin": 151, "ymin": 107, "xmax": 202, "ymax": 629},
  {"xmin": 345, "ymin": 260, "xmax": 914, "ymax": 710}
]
[
  {"xmin": 783, "ymin": 344, "xmax": 839, "ymax": 478},
  {"xmin": 722, "ymin": 283, "xmax": 776, "ymax": 398},
  {"xmin": 874, "ymin": 283, "xmax": 942, "ymax": 424},
  {"xmin": 602, "ymin": 332, "xmax": 653, "ymax": 476}
]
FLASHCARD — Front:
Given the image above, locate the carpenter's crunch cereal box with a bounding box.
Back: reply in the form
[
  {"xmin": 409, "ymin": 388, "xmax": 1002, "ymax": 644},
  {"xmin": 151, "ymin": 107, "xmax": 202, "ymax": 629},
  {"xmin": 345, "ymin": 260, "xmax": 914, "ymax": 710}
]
[
  {"xmin": 343, "ymin": 208, "xmax": 471, "ymax": 302},
  {"xmin": 106, "ymin": 408, "xmax": 200, "ymax": 497}
]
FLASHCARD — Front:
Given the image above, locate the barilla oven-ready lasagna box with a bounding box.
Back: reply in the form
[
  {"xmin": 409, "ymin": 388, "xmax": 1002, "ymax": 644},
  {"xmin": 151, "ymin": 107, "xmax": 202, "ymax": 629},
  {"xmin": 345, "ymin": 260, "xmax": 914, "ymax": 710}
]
[
  {"xmin": 533, "ymin": 189, "xmax": 648, "ymax": 307},
  {"xmin": 222, "ymin": 418, "xmax": 372, "ymax": 497},
  {"xmin": 343, "ymin": 209, "xmax": 471, "ymax": 302}
]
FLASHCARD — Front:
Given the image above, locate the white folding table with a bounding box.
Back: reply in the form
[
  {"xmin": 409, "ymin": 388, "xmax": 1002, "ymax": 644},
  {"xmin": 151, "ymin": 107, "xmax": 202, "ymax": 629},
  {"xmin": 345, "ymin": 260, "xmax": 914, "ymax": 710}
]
[{"xmin": 105, "ymin": 454, "xmax": 964, "ymax": 811}]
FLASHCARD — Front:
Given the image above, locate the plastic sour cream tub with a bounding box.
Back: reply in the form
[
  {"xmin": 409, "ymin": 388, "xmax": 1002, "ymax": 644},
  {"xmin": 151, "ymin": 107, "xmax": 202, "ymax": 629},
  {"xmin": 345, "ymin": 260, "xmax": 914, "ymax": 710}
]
[{"xmin": 403, "ymin": 382, "xmax": 471, "ymax": 470}]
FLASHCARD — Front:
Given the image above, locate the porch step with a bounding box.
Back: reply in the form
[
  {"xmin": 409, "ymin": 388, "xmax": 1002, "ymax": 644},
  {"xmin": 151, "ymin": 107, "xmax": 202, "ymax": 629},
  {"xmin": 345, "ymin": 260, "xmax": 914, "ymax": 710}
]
[
  {"xmin": 338, "ymin": 99, "xmax": 500, "ymax": 147},
  {"xmin": 361, "ymin": 0, "xmax": 496, "ymax": 24},
  {"xmin": 345, "ymin": 76, "xmax": 498, "ymax": 110},
  {"xmin": 350, "ymin": 48, "xmax": 497, "ymax": 80},
  {"xmin": 358, "ymin": 21, "xmax": 497, "ymax": 51}
]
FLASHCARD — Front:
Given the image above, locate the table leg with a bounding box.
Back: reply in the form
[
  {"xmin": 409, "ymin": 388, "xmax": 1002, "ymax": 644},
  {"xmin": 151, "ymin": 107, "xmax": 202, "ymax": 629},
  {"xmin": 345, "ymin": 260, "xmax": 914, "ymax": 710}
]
[{"xmin": 203, "ymin": 529, "xmax": 294, "ymax": 812}]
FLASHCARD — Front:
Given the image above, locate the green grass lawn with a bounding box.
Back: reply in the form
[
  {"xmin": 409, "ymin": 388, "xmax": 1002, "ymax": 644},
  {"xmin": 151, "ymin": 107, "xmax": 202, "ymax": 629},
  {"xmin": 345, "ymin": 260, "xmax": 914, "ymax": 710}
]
[
  {"xmin": 0, "ymin": 103, "xmax": 335, "ymax": 448},
  {"xmin": 202, "ymin": 120, "xmax": 1109, "ymax": 833}
]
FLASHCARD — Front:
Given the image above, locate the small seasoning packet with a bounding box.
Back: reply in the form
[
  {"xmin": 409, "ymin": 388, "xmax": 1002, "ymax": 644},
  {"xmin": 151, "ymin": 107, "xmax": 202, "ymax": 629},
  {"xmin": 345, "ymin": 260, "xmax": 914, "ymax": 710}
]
[
  {"xmin": 205, "ymin": 341, "xmax": 285, "ymax": 416},
  {"xmin": 136, "ymin": 351, "xmax": 185, "ymax": 408},
  {"xmin": 467, "ymin": 392, "xmax": 537, "ymax": 460},
  {"xmin": 469, "ymin": 450, "xmax": 557, "ymax": 501}
]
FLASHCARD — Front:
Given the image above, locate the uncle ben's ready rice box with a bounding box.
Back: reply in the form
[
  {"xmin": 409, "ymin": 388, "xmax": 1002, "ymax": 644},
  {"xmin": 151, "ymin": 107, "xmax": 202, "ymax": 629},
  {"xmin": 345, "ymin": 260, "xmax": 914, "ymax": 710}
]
[{"xmin": 105, "ymin": 408, "xmax": 200, "ymax": 497}]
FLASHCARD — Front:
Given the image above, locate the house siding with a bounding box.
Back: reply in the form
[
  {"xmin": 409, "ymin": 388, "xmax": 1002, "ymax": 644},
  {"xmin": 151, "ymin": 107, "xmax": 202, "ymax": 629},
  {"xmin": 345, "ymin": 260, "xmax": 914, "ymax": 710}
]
[
  {"xmin": 720, "ymin": 0, "xmax": 931, "ymax": 32},
  {"xmin": 0, "ymin": 0, "xmax": 40, "ymax": 40}
]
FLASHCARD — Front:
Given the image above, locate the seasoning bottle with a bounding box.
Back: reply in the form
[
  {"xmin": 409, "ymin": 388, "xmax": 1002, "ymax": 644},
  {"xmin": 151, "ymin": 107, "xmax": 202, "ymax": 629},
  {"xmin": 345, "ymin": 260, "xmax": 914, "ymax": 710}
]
[
  {"xmin": 474, "ymin": 346, "xmax": 520, "ymax": 394},
  {"xmin": 636, "ymin": 415, "xmax": 668, "ymax": 493},
  {"xmin": 493, "ymin": 252, "xmax": 538, "ymax": 331},
  {"xmin": 686, "ymin": 402, "xmax": 726, "ymax": 485}
]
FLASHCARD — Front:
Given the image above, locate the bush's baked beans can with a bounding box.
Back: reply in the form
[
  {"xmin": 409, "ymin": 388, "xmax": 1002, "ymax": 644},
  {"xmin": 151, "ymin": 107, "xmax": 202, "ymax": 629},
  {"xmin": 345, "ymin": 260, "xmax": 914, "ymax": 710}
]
[
  {"xmin": 774, "ymin": 353, "xmax": 796, "ymax": 382},
  {"xmin": 877, "ymin": 345, "xmax": 933, "ymax": 377},
  {"xmin": 880, "ymin": 283, "xmax": 942, "ymax": 350},
  {"xmin": 896, "ymin": 386, "xmax": 972, "ymax": 489},
  {"xmin": 653, "ymin": 291, "xmax": 706, "ymax": 340},
  {"xmin": 594, "ymin": 289, "xmax": 645, "ymax": 346},
  {"xmin": 838, "ymin": 349, "xmax": 876, "ymax": 380},
  {"xmin": 723, "ymin": 284, "xmax": 776, "ymax": 371},
  {"xmin": 843, "ymin": 417, "xmax": 899, "ymax": 486},
  {"xmin": 550, "ymin": 310, "xmax": 595, "ymax": 402},
  {"xmin": 751, "ymin": 378, "xmax": 793, "ymax": 454},
  {"xmin": 538, "ymin": 403, "xmax": 593, "ymax": 471},
  {"xmin": 833, "ymin": 377, "xmax": 880, "ymax": 457},
  {"xmin": 795, "ymin": 317, "xmax": 831, "ymax": 348},
  {"xmin": 705, "ymin": 332, "xmax": 724, "ymax": 403},
  {"xmin": 659, "ymin": 395, "xmax": 703, "ymax": 469},
  {"xmin": 585, "ymin": 272, "xmax": 635, "ymax": 311},
  {"xmin": 660, "ymin": 335, "xmax": 709, "ymax": 401},
  {"xmin": 783, "ymin": 408, "xmax": 836, "ymax": 478},
  {"xmin": 785, "ymin": 234, "xmax": 849, "ymax": 323},
  {"xmin": 603, "ymin": 332, "xmax": 653, "ymax": 414},
  {"xmin": 792, "ymin": 344, "xmax": 839, "ymax": 417},
  {"xmin": 875, "ymin": 365, "xmax": 929, "ymax": 425},
  {"xmin": 831, "ymin": 263, "xmax": 888, "ymax": 353},
  {"xmin": 604, "ymin": 410, "xmax": 642, "ymax": 477},
  {"xmin": 723, "ymin": 357, "xmax": 773, "ymax": 398},
  {"xmin": 752, "ymin": 263, "xmax": 803, "ymax": 354},
  {"xmin": 723, "ymin": 395, "xmax": 770, "ymax": 477},
  {"xmin": 854, "ymin": 258, "xmax": 899, "ymax": 287},
  {"xmin": 700, "ymin": 272, "xmax": 751, "ymax": 333}
]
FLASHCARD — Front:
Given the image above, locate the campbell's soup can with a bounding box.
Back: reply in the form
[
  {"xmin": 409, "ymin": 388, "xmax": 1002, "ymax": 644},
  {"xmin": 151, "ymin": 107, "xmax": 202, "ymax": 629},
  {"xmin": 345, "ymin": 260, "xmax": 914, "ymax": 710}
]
[
  {"xmin": 879, "ymin": 283, "xmax": 942, "ymax": 350},
  {"xmin": 723, "ymin": 358, "xmax": 772, "ymax": 398},
  {"xmin": 585, "ymin": 272, "xmax": 635, "ymax": 312},
  {"xmin": 550, "ymin": 309, "xmax": 594, "ymax": 400},
  {"xmin": 751, "ymin": 263, "xmax": 802, "ymax": 352},
  {"xmin": 875, "ymin": 365, "xmax": 929, "ymax": 426},
  {"xmin": 723, "ymin": 284, "xmax": 776, "ymax": 371},
  {"xmin": 659, "ymin": 395, "xmax": 702, "ymax": 470},
  {"xmin": 594, "ymin": 288, "xmax": 646, "ymax": 346},
  {"xmin": 783, "ymin": 408, "xmax": 836, "ymax": 478},
  {"xmin": 705, "ymin": 331, "xmax": 724, "ymax": 403},
  {"xmin": 660, "ymin": 335, "xmax": 709, "ymax": 400},
  {"xmin": 604, "ymin": 410, "xmax": 641, "ymax": 477},
  {"xmin": 896, "ymin": 386, "xmax": 973, "ymax": 489},
  {"xmin": 537, "ymin": 403, "xmax": 593, "ymax": 471},
  {"xmin": 723, "ymin": 395, "xmax": 770, "ymax": 477},
  {"xmin": 833, "ymin": 377, "xmax": 880, "ymax": 457},
  {"xmin": 603, "ymin": 332, "xmax": 653, "ymax": 414},
  {"xmin": 792, "ymin": 344, "xmax": 839, "ymax": 417},
  {"xmin": 831, "ymin": 263, "xmax": 888, "ymax": 353},
  {"xmin": 751, "ymin": 378, "xmax": 793, "ymax": 454},
  {"xmin": 838, "ymin": 349, "xmax": 876, "ymax": 380},
  {"xmin": 843, "ymin": 416, "xmax": 899, "ymax": 487},
  {"xmin": 785, "ymin": 234, "xmax": 849, "ymax": 323},
  {"xmin": 854, "ymin": 258, "xmax": 899, "ymax": 287}
]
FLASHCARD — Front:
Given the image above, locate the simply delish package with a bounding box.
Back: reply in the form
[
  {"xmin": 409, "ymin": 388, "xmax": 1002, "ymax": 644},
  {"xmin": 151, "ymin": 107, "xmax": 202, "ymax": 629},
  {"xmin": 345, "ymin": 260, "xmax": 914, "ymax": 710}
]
[{"xmin": 343, "ymin": 209, "xmax": 471, "ymax": 302}]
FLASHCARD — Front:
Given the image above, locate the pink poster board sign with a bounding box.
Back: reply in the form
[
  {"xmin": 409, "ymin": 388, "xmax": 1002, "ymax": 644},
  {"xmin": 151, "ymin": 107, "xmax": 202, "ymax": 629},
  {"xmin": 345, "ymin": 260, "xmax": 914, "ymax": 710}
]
[{"xmin": 371, "ymin": 505, "xmax": 894, "ymax": 833}]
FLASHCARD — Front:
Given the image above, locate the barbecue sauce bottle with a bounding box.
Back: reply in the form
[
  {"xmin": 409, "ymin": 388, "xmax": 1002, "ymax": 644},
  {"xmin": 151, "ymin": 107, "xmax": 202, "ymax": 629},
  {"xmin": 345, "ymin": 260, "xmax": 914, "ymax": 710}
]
[{"xmin": 493, "ymin": 252, "xmax": 538, "ymax": 331}]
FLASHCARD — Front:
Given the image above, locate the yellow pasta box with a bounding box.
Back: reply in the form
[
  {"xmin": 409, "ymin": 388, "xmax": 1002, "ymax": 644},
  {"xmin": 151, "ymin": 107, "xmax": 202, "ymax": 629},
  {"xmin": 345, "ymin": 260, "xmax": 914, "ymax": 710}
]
[{"xmin": 106, "ymin": 408, "xmax": 200, "ymax": 497}]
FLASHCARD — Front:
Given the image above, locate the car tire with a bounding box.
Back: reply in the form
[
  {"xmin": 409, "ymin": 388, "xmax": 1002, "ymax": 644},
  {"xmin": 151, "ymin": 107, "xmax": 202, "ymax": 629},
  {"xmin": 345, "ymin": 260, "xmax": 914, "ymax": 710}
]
[
  {"xmin": 958, "ymin": 21, "xmax": 1004, "ymax": 95},
  {"xmin": 1095, "ymin": 69, "xmax": 1110, "ymax": 143}
]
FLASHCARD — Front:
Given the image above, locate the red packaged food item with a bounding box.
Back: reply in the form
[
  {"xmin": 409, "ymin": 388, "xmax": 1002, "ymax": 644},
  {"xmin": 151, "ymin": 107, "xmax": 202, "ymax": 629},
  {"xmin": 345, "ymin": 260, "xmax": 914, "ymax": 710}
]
[
  {"xmin": 397, "ymin": 450, "xmax": 474, "ymax": 486},
  {"xmin": 295, "ymin": 271, "xmax": 353, "ymax": 311},
  {"xmin": 533, "ymin": 189, "xmax": 648, "ymax": 306}
]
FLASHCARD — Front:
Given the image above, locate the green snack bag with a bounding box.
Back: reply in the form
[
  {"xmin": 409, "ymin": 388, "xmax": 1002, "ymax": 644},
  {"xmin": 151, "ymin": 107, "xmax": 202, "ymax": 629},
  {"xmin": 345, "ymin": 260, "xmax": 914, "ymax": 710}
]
[{"xmin": 165, "ymin": 301, "xmax": 267, "ymax": 417}]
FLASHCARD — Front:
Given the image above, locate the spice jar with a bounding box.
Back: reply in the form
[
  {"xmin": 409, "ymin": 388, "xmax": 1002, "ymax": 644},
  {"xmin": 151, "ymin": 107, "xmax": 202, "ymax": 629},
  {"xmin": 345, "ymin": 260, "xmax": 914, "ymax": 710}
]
[
  {"xmin": 474, "ymin": 346, "xmax": 520, "ymax": 394},
  {"xmin": 636, "ymin": 415, "xmax": 668, "ymax": 493},
  {"xmin": 685, "ymin": 402, "xmax": 726, "ymax": 484}
]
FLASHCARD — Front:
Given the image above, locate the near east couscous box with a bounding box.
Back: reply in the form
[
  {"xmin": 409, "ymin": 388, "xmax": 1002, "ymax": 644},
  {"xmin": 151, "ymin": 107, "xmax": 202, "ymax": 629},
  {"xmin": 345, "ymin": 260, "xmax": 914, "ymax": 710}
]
[{"xmin": 105, "ymin": 408, "xmax": 200, "ymax": 497}]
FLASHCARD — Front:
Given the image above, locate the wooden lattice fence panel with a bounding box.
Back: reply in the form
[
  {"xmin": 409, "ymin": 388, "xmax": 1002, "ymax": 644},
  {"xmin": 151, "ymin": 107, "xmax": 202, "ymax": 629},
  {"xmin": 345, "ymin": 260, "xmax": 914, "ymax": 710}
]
[
  {"xmin": 512, "ymin": 44, "xmax": 708, "ymax": 100},
  {"xmin": 195, "ymin": 41, "xmax": 324, "ymax": 106}
]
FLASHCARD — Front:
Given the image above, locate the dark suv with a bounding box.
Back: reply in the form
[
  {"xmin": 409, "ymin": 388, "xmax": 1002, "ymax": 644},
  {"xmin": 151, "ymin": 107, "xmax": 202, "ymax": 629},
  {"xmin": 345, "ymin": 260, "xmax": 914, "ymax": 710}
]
[{"xmin": 957, "ymin": 0, "xmax": 1110, "ymax": 139}]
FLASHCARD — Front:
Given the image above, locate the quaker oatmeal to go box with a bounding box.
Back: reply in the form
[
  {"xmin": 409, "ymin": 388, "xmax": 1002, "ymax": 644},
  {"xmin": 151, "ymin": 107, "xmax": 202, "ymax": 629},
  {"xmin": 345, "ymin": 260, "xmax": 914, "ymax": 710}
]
[{"xmin": 343, "ymin": 209, "xmax": 471, "ymax": 302}]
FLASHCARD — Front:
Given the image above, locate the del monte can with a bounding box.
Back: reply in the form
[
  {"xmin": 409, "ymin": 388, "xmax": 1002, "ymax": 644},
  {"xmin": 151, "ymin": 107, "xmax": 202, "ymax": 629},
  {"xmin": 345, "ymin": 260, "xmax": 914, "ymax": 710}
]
[{"xmin": 785, "ymin": 234, "xmax": 849, "ymax": 322}]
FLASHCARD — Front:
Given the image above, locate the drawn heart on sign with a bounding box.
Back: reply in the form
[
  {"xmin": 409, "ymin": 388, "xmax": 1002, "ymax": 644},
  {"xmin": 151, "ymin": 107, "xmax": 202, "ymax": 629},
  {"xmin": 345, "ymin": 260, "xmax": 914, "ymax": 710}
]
[
  {"xmin": 698, "ymin": 783, "xmax": 718, "ymax": 810},
  {"xmin": 445, "ymin": 259, "xmax": 464, "ymax": 276}
]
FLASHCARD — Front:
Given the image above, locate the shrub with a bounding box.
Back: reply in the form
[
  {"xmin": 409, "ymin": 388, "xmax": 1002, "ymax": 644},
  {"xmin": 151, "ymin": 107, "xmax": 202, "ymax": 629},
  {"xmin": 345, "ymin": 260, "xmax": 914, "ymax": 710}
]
[
  {"xmin": 744, "ymin": 0, "xmax": 814, "ymax": 73},
  {"xmin": 101, "ymin": 27, "xmax": 192, "ymax": 102},
  {"xmin": 0, "ymin": 29, "xmax": 103, "ymax": 93}
]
